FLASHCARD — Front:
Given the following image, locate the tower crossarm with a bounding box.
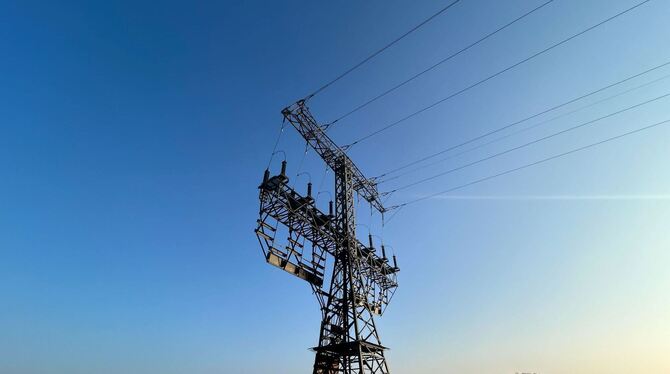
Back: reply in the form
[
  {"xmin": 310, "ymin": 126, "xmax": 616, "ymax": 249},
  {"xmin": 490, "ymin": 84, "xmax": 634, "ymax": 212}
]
[
  {"xmin": 281, "ymin": 100, "xmax": 385, "ymax": 214},
  {"xmin": 257, "ymin": 170, "xmax": 399, "ymax": 300},
  {"xmin": 258, "ymin": 173, "xmax": 338, "ymax": 258},
  {"xmin": 355, "ymin": 243, "xmax": 399, "ymax": 290}
]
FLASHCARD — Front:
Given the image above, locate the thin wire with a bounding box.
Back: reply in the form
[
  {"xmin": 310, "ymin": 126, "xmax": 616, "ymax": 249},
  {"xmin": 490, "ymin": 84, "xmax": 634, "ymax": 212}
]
[
  {"xmin": 317, "ymin": 166, "xmax": 330, "ymax": 192},
  {"xmin": 379, "ymin": 71, "xmax": 670, "ymax": 183},
  {"xmin": 374, "ymin": 59, "xmax": 670, "ymax": 180},
  {"xmin": 384, "ymin": 91, "xmax": 670, "ymax": 193},
  {"xmin": 291, "ymin": 142, "xmax": 311, "ymax": 188},
  {"xmin": 314, "ymin": 166, "xmax": 332, "ymax": 216},
  {"xmin": 369, "ymin": 203, "xmax": 374, "ymax": 237},
  {"xmin": 266, "ymin": 120, "xmax": 286, "ymax": 169},
  {"xmin": 330, "ymin": 0, "xmax": 555, "ymax": 125},
  {"xmin": 385, "ymin": 206, "xmax": 404, "ymax": 224},
  {"xmin": 346, "ymin": 0, "xmax": 652, "ymax": 147},
  {"xmin": 305, "ymin": 0, "xmax": 461, "ymax": 100},
  {"xmin": 389, "ymin": 117, "xmax": 670, "ymax": 209}
]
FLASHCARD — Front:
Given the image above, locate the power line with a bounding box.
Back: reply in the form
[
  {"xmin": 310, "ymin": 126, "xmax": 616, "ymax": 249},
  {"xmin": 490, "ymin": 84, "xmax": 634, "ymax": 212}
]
[
  {"xmin": 373, "ymin": 59, "xmax": 670, "ymax": 180},
  {"xmin": 304, "ymin": 0, "xmax": 461, "ymax": 101},
  {"xmin": 378, "ymin": 70, "xmax": 670, "ymax": 183},
  {"xmin": 346, "ymin": 0, "xmax": 652, "ymax": 147},
  {"xmin": 329, "ymin": 0, "xmax": 555, "ymax": 125},
  {"xmin": 266, "ymin": 119, "xmax": 287, "ymax": 169},
  {"xmin": 388, "ymin": 117, "xmax": 670, "ymax": 209},
  {"xmin": 383, "ymin": 91, "xmax": 670, "ymax": 193}
]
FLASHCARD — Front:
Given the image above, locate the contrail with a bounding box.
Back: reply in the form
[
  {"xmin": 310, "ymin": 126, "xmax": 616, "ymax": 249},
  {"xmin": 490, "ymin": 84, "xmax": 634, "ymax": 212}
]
[{"xmin": 429, "ymin": 194, "xmax": 670, "ymax": 201}]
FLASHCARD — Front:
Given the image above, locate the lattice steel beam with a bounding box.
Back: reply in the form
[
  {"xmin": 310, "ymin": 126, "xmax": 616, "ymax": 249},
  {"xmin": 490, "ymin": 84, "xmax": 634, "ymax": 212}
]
[
  {"xmin": 256, "ymin": 166, "xmax": 398, "ymax": 310},
  {"xmin": 255, "ymin": 101, "xmax": 400, "ymax": 374},
  {"xmin": 281, "ymin": 101, "xmax": 385, "ymax": 214}
]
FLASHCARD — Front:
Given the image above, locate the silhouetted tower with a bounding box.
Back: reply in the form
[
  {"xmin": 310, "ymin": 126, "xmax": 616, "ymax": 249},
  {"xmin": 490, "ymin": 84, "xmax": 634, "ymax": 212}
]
[{"xmin": 255, "ymin": 101, "xmax": 399, "ymax": 373}]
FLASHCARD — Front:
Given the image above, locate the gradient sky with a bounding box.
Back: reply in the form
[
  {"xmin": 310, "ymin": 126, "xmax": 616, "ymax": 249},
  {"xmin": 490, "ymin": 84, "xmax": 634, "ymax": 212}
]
[{"xmin": 1, "ymin": 0, "xmax": 669, "ymax": 373}]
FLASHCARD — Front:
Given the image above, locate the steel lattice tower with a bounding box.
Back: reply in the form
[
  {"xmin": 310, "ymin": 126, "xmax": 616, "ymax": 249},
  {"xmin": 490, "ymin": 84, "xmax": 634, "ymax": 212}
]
[{"xmin": 255, "ymin": 100, "xmax": 399, "ymax": 374}]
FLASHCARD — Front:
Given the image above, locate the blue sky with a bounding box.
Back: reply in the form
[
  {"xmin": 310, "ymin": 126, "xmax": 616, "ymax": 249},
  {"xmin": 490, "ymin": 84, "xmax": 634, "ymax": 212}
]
[{"xmin": 1, "ymin": 0, "xmax": 669, "ymax": 373}]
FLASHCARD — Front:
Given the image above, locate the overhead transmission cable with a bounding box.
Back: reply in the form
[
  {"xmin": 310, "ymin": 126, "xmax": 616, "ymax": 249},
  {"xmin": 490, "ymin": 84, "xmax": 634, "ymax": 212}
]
[
  {"xmin": 329, "ymin": 0, "xmax": 555, "ymax": 125},
  {"xmin": 374, "ymin": 59, "xmax": 670, "ymax": 180},
  {"xmin": 379, "ymin": 69, "xmax": 670, "ymax": 183},
  {"xmin": 346, "ymin": 0, "xmax": 652, "ymax": 148},
  {"xmin": 266, "ymin": 120, "xmax": 287, "ymax": 168},
  {"xmin": 388, "ymin": 117, "xmax": 670, "ymax": 209},
  {"xmin": 382, "ymin": 91, "xmax": 670, "ymax": 194},
  {"xmin": 304, "ymin": 0, "xmax": 461, "ymax": 101}
]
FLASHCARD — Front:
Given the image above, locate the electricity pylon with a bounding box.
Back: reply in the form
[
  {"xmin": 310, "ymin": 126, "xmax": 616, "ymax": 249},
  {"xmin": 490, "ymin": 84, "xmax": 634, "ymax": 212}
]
[{"xmin": 255, "ymin": 100, "xmax": 399, "ymax": 373}]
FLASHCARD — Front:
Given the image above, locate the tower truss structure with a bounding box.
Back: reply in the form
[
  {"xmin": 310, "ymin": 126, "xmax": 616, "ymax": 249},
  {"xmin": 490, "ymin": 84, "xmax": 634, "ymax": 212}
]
[{"xmin": 255, "ymin": 100, "xmax": 399, "ymax": 373}]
